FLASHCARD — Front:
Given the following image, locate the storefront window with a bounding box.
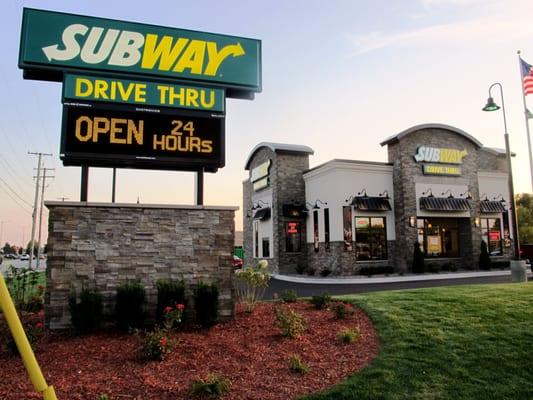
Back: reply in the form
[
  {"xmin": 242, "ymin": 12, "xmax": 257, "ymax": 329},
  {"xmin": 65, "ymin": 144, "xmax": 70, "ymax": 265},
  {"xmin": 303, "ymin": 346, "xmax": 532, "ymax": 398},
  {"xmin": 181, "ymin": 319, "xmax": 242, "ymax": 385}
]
[
  {"xmin": 324, "ymin": 208, "xmax": 330, "ymax": 251},
  {"xmin": 354, "ymin": 217, "xmax": 387, "ymax": 260},
  {"xmin": 481, "ymin": 218, "xmax": 502, "ymax": 255},
  {"xmin": 313, "ymin": 210, "xmax": 319, "ymax": 252},
  {"xmin": 262, "ymin": 237, "xmax": 270, "ymax": 258},
  {"xmin": 417, "ymin": 218, "xmax": 460, "ymax": 258},
  {"xmin": 253, "ymin": 220, "xmax": 259, "ymax": 258},
  {"xmin": 286, "ymin": 221, "xmax": 301, "ymax": 253}
]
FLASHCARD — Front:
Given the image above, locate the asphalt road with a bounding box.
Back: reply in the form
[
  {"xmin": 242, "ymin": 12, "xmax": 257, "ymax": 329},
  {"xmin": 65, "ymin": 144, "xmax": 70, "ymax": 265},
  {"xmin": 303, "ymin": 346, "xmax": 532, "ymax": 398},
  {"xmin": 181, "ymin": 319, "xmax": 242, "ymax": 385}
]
[{"xmin": 264, "ymin": 273, "xmax": 521, "ymax": 299}]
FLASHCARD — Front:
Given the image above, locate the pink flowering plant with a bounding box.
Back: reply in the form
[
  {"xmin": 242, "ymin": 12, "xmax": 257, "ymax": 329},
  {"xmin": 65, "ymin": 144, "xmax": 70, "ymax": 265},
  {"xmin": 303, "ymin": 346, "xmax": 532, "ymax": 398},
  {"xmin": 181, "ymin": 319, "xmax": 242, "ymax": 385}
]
[{"xmin": 163, "ymin": 303, "xmax": 185, "ymax": 330}]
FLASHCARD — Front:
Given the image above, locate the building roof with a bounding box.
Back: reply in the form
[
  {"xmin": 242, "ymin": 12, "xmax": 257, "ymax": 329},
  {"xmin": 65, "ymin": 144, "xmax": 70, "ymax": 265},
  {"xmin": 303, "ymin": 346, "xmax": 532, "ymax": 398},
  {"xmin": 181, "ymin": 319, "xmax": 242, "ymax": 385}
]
[
  {"xmin": 380, "ymin": 123, "xmax": 483, "ymax": 148},
  {"xmin": 304, "ymin": 158, "xmax": 392, "ymax": 175},
  {"xmin": 244, "ymin": 142, "xmax": 314, "ymax": 170},
  {"xmin": 481, "ymin": 147, "xmax": 516, "ymax": 157}
]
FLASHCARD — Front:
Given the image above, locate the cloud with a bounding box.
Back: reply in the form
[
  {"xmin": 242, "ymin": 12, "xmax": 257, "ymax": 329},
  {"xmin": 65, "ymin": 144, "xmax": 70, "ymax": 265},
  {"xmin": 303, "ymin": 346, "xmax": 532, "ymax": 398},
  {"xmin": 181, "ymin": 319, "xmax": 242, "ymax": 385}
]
[{"xmin": 347, "ymin": 9, "xmax": 533, "ymax": 55}]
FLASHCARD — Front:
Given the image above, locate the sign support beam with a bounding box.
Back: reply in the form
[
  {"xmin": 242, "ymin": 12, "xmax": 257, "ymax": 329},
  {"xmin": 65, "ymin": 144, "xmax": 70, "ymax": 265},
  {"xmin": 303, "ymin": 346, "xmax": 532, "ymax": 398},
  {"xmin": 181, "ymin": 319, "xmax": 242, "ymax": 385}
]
[
  {"xmin": 80, "ymin": 165, "xmax": 89, "ymax": 201},
  {"xmin": 195, "ymin": 169, "xmax": 204, "ymax": 206}
]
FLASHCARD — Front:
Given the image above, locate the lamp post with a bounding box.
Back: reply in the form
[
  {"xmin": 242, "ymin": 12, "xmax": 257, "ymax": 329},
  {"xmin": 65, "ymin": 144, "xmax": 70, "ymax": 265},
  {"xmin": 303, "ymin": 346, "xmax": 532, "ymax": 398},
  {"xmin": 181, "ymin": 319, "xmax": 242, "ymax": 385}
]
[{"xmin": 482, "ymin": 83, "xmax": 524, "ymax": 272}]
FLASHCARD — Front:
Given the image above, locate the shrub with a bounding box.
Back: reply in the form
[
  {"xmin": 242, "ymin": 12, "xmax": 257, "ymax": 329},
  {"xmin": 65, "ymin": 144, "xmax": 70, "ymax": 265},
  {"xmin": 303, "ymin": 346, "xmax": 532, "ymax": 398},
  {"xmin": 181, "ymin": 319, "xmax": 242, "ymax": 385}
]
[
  {"xmin": 274, "ymin": 306, "xmax": 306, "ymax": 338},
  {"xmin": 188, "ymin": 374, "xmax": 231, "ymax": 398},
  {"xmin": 288, "ymin": 355, "xmax": 310, "ymax": 374},
  {"xmin": 156, "ymin": 279, "xmax": 186, "ymax": 323},
  {"xmin": 359, "ymin": 265, "xmax": 395, "ymax": 276},
  {"xmin": 234, "ymin": 260, "xmax": 271, "ymax": 312},
  {"xmin": 306, "ymin": 267, "xmax": 316, "ymax": 276},
  {"xmin": 116, "ymin": 280, "xmax": 146, "ymax": 331},
  {"xmin": 99, "ymin": 394, "xmax": 110, "ymax": 400},
  {"xmin": 338, "ymin": 327, "xmax": 360, "ymax": 344},
  {"xmin": 427, "ymin": 263, "xmax": 441, "ymax": 274},
  {"xmin": 295, "ymin": 263, "xmax": 306, "ymax": 275},
  {"xmin": 319, "ymin": 268, "xmax": 332, "ymax": 277},
  {"xmin": 194, "ymin": 282, "xmax": 219, "ymax": 328},
  {"xmin": 4, "ymin": 266, "xmax": 43, "ymax": 311},
  {"xmin": 136, "ymin": 326, "xmax": 171, "ymax": 361},
  {"xmin": 479, "ymin": 240, "xmax": 492, "ymax": 270},
  {"xmin": 280, "ymin": 289, "xmax": 298, "ymax": 303},
  {"xmin": 310, "ymin": 291, "xmax": 332, "ymax": 309},
  {"xmin": 69, "ymin": 287, "xmax": 103, "ymax": 334},
  {"xmin": 412, "ymin": 242, "xmax": 425, "ymax": 274},
  {"xmin": 441, "ymin": 262, "xmax": 458, "ymax": 272},
  {"xmin": 3, "ymin": 321, "xmax": 45, "ymax": 356},
  {"xmin": 162, "ymin": 303, "xmax": 185, "ymax": 330},
  {"xmin": 332, "ymin": 302, "xmax": 355, "ymax": 319}
]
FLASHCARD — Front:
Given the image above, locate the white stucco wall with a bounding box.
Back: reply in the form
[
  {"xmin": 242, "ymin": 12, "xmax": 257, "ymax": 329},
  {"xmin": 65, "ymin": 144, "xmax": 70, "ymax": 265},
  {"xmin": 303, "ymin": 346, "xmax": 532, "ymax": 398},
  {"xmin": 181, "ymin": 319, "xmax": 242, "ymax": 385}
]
[
  {"xmin": 303, "ymin": 160, "xmax": 395, "ymax": 244},
  {"xmin": 251, "ymin": 189, "xmax": 273, "ymax": 258}
]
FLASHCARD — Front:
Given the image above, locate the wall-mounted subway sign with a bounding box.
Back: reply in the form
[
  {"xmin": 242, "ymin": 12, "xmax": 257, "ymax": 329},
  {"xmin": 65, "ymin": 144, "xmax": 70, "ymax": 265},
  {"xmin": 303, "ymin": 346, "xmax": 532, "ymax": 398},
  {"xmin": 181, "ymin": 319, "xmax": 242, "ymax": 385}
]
[
  {"xmin": 414, "ymin": 146, "xmax": 467, "ymax": 176},
  {"xmin": 251, "ymin": 159, "xmax": 271, "ymax": 191},
  {"xmin": 19, "ymin": 8, "xmax": 261, "ymax": 96},
  {"xmin": 63, "ymin": 75, "xmax": 225, "ymax": 112},
  {"xmin": 60, "ymin": 103, "xmax": 224, "ymax": 171}
]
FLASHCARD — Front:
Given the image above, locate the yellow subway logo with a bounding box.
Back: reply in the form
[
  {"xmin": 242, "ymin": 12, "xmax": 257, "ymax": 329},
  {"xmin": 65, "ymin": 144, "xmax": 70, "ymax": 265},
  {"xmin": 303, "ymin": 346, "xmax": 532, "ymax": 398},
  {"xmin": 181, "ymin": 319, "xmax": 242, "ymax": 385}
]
[{"xmin": 414, "ymin": 146, "xmax": 467, "ymax": 164}]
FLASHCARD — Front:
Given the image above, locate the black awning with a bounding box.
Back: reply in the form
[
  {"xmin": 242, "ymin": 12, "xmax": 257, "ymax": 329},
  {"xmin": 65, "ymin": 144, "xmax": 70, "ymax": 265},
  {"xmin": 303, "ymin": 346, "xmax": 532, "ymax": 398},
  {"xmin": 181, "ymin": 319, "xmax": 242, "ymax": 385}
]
[
  {"xmin": 282, "ymin": 204, "xmax": 307, "ymax": 218},
  {"xmin": 480, "ymin": 200, "xmax": 506, "ymax": 213},
  {"xmin": 253, "ymin": 207, "xmax": 271, "ymax": 220},
  {"xmin": 351, "ymin": 196, "xmax": 391, "ymax": 211},
  {"xmin": 419, "ymin": 196, "xmax": 472, "ymax": 211}
]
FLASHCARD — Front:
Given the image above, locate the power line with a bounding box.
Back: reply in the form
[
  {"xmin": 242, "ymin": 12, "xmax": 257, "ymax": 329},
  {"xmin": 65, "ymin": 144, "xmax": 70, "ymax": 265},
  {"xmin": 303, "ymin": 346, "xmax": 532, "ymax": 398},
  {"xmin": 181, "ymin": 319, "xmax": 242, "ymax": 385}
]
[
  {"xmin": 0, "ymin": 183, "xmax": 32, "ymax": 215},
  {"xmin": 0, "ymin": 176, "xmax": 33, "ymax": 207},
  {"xmin": 0, "ymin": 153, "xmax": 34, "ymax": 194}
]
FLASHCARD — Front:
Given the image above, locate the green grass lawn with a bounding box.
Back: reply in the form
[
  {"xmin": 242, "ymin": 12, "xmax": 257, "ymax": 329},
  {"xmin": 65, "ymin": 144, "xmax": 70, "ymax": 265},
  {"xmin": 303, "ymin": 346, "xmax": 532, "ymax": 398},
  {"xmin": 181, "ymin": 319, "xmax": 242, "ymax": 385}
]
[{"xmin": 304, "ymin": 283, "xmax": 533, "ymax": 400}]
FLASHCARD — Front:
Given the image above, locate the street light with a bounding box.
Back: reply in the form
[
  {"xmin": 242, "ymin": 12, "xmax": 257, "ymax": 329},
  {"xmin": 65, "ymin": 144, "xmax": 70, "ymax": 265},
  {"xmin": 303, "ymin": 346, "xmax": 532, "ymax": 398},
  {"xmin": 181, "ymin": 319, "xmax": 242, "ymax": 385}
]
[{"xmin": 482, "ymin": 83, "xmax": 523, "ymax": 268}]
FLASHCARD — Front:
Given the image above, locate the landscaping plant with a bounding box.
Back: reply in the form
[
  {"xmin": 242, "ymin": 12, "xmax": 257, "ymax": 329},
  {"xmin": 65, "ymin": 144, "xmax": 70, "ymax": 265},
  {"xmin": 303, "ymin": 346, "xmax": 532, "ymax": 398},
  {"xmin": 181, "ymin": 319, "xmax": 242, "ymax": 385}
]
[
  {"xmin": 288, "ymin": 354, "xmax": 310, "ymax": 374},
  {"xmin": 412, "ymin": 241, "xmax": 425, "ymax": 274},
  {"xmin": 4, "ymin": 266, "xmax": 44, "ymax": 311},
  {"xmin": 69, "ymin": 287, "xmax": 103, "ymax": 335},
  {"xmin": 194, "ymin": 282, "xmax": 219, "ymax": 328},
  {"xmin": 280, "ymin": 289, "xmax": 298, "ymax": 303},
  {"xmin": 188, "ymin": 373, "xmax": 231, "ymax": 399},
  {"xmin": 338, "ymin": 327, "xmax": 360, "ymax": 344},
  {"xmin": 310, "ymin": 291, "xmax": 332, "ymax": 309},
  {"xmin": 274, "ymin": 306, "xmax": 306, "ymax": 338},
  {"xmin": 479, "ymin": 240, "xmax": 492, "ymax": 270},
  {"xmin": 162, "ymin": 303, "xmax": 185, "ymax": 330},
  {"xmin": 116, "ymin": 280, "xmax": 145, "ymax": 331},
  {"xmin": 332, "ymin": 302, "xmax": 355, "ymax": 319},
  {"xmin": 136, "ymin": 326, "xmax": 171, "ymax": 361},
  {"xmin": 156, "ymin": 279, "xmax": 186, "ymax": 322},
  {"xmin": 234, "ymin": 259, "xmax": 271, "ymax": 312}
]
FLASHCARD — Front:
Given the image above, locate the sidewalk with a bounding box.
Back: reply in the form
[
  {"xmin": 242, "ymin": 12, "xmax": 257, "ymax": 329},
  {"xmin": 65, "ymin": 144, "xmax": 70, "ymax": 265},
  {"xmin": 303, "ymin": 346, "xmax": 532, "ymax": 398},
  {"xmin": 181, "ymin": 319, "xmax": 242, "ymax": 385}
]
[{"xmin": 273, "ymin": 269, "xmax": 532, "ymax": 285}]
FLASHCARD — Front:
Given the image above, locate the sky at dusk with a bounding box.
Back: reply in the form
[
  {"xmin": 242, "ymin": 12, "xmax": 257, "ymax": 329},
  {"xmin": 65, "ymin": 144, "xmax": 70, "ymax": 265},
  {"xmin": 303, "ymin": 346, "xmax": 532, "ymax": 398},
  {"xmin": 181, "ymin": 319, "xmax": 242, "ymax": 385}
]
[{"xmin": 1, "ymin": 0, "xmax": 533, "ymax": 247}]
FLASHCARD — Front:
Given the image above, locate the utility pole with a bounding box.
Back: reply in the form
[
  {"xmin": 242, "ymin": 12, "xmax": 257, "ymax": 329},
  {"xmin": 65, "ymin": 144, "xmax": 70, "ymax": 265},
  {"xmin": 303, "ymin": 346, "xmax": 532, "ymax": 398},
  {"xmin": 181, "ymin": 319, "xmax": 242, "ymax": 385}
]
[
  {"xmin": 36, "ymin": 168, "xmax": 54, "ymax": 270},
  {"xmin": 28, "ymin": 152, "xmax": 52, "ymax": 269},
  {"xmin": 0, "ymin": 220, "xmax": 8, "ymax": 248}
]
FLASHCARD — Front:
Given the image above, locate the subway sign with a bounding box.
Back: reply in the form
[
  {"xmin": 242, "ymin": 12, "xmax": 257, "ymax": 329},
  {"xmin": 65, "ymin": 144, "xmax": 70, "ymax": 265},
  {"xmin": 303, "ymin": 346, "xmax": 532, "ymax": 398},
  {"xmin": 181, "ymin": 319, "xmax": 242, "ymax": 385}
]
[
  {"xmin": 414, "ymin": 146, "xmax": 467, "ymax": 164},
  {"xmin": 63, "ymin": 74, "xmax": 225, "ymax": 112},
  {"xmin": 19, "ymin": 8, "xmax": 261, "ymax": 96},
  {"xmin": 60, "ymin": 103, "xmax": 224, "ymax": 171}
]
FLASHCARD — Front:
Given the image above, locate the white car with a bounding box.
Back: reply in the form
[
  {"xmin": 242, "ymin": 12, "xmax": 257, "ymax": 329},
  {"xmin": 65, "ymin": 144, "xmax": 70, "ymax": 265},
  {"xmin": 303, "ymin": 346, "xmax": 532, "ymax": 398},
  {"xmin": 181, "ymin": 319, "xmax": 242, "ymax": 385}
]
[{"xmin": 20, "ymin": 254, "xmax": 30, "ymax": 261}]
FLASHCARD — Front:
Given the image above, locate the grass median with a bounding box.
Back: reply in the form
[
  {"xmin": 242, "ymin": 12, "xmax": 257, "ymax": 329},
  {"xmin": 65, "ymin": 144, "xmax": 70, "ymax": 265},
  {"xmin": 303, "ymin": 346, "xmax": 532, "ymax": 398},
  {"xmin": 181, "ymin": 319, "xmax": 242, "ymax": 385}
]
[{"xmin": 303, "ymin": 283, "xmax": 533, "ymax": 400}]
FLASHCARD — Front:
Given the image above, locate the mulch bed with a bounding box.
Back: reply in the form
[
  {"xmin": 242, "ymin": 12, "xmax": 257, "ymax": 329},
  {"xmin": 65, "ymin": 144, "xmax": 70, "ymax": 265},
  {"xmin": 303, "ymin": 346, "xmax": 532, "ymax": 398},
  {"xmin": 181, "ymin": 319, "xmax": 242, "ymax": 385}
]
[{"xmin": 0, "ymin": 301, "xmax": 379, "ymax": 399}]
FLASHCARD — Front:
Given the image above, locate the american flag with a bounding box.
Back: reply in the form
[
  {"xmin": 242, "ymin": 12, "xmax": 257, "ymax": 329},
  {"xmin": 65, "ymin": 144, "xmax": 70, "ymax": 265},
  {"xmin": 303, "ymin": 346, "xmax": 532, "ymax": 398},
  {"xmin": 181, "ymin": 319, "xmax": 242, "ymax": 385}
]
[{"xmin": 521, "ymin": 58, "xmax": 533, "ymax": 96}]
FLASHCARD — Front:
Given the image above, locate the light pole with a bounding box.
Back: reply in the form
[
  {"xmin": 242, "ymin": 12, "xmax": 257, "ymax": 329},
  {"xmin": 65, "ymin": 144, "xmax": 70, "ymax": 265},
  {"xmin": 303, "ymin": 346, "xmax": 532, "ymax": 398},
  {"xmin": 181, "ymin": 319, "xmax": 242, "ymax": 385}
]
[{"xmin": 482, "ymin": 83, "xmax": 527, "ymax": 277}]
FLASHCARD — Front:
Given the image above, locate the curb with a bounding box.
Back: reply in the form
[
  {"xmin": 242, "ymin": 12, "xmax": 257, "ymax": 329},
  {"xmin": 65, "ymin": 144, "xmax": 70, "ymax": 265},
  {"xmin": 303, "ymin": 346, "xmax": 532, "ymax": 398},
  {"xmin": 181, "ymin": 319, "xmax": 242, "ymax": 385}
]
[{"xmin": 272, "ymin": 269, "xmax": 532, "ymax": 285}]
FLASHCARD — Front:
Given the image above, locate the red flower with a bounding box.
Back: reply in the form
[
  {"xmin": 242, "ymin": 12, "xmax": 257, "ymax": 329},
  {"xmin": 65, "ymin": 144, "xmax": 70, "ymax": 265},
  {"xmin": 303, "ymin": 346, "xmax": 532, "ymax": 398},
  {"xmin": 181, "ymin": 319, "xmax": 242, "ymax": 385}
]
[
  {"xmin": 159, "ymin": 337, "xmax": 167, "ymax": 348},
  {"xmin": 35, "ymin": 322, "xmax": 44, "ymax": 330},
  {"xmin": 164, "ymin": 306, "xmax": 173, "ymax": 314},
  {"xmin": 176, "ymin": 303, "xmax": 185, "ymax": 311}
]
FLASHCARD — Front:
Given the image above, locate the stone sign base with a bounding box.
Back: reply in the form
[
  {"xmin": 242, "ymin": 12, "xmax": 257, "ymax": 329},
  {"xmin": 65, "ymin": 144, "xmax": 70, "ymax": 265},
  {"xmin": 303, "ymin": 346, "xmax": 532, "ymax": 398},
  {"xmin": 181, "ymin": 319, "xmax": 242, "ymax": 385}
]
[{"xmin": 45, "ymin": 201, "xmax": 237, "ymax": 330}]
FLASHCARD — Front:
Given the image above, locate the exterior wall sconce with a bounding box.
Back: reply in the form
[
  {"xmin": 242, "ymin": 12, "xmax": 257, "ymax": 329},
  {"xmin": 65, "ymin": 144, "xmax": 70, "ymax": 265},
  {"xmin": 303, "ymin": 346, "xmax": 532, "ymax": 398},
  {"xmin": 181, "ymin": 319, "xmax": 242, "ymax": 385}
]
[
  {"xmin": 441, "ymin": 189, "xmax": 454, "ymax": 198},
  {"xmin": 474, "ymin": 217, "xmax": 481, "ymax": 227},
  {"xmin": 314, "ymin": 199, "xmax": 328, "ymax": 208},
  {"xmin": 480, "ymin": 193, "xmax": 488, "ymax": 201},
  {"xmin": 357, "ymin": 189, "xmax": 368, "ymax": 197},
  {"xmin": 494, "ymin": 194, "xmax": 505, "ymax": 202},
  {"xmin": 460, "ymin": 190, "xmax": 473, "ymax": 200},
  {"xmin": 409, "ymin": 216, "xmax": 416, "ymax": 227},
  {"xmin": 345, "ymin": 195, "xmax": 354, "ymax": 203},
  {"xmin": 252, "ymin": 199, "xmax": 269, "ymax": 209},
  {"xmin": 422, "ymin": 188, "xmax": 433, "ymax": 197},
  {"xmin": 379, "ymin": 190, "xmax": 390, "ymax": 199}
]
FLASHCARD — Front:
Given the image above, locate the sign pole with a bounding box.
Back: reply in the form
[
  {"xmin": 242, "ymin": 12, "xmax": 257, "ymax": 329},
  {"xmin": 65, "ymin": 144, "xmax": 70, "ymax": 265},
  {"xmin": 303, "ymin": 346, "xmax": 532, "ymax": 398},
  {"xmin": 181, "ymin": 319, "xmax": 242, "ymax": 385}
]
[
  {"xmin": 195, "ymin": 169, "xmax": 204, "ymax": 206},
  {"xmin": 112, "ymin": 168, "xmax": 116, "ymax": 203},
  {"xmin": 80, "ymin": 165, "xmax": 89, "ymax": 201}
]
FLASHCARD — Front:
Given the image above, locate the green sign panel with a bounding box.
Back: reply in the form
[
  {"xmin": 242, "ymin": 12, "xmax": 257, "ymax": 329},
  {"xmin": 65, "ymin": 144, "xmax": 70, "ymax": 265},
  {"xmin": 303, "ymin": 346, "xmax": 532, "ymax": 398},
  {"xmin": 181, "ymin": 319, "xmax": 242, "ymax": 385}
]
[
  {"xmin": 19, "ymin": 8, "xmax": 261, "ymax": 95},
  {"xmin": 63, "ymin": 74, "xmax": 225, "ymax": 112}
]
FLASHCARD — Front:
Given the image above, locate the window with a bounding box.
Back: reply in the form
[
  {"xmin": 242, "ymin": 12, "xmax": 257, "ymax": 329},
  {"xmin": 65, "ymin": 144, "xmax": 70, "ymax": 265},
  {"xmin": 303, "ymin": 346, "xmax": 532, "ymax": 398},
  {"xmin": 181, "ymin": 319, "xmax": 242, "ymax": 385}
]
[
  {"xmin": 313, "ymin": 210, "xmax": 319, "ymax": 252},
  {"xmin": 262, "ymin": 237, "xmax": 270, "ymax": 258},
  {"xmin": 417, "ymin": 218, "xmax": 460, "ymax": 258},
  {"xmin": 324, "ymin": 208, "xmax": 330, "ymax": 251},
  {"xmin": 286, "ymin": 221, "xmax": 301, "ymax": 253},
  {"xmin": 354, "ymin": 217, "xmax": 387, "ymax": 260},
  {"xmin": 481, "ymin": 218, "xmax": 502, "ymax": 255}
]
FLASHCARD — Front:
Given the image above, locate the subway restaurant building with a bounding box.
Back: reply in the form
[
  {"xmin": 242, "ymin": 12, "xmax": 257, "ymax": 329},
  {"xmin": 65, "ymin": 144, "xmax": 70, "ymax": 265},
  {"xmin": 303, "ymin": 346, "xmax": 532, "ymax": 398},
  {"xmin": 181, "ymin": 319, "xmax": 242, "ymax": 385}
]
[{"xmin": 243, "ymin": 124, "xmax": 514, "ymax": 275}]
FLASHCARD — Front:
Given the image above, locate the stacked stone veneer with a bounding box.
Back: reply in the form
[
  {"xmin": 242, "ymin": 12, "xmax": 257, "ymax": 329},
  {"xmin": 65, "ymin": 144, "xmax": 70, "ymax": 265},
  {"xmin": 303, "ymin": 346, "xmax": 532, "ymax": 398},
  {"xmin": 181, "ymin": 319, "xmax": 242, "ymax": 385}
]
[
  {"xmin": 45, "ymin": 202, "xmax": 237, "ymax": 330},
  {"xmin": 243, "ymin": 148, "xmax": 310, "ymax": 274}
]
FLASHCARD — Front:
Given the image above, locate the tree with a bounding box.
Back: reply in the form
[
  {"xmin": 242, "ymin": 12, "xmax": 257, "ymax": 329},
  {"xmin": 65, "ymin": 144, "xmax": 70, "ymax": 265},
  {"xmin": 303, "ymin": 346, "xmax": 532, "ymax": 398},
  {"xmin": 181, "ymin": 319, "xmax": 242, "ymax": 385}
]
[
  {"xmin": 3, "ymin": 242, "xmax": 13, "ymax": 255},
  {"xmin": 479, "ymin": 240, "xmax": 491, "ymax": 270},
  {"xmin": 26, "ymin": 240, "xmax": 39, "ymax": 257},
  {"xmin": 516, "ymin": 193, "xmax": 533, "ymax": 244},
  {"xmin": 412, "ymin": 242, "xmax": 425, "ymax": 274}
]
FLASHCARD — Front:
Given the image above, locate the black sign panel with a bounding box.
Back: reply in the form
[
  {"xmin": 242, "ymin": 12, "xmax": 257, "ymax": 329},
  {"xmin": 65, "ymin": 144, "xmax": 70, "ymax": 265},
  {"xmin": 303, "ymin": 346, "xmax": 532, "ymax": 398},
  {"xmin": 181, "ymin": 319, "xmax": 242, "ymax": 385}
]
[{"xmin": 60, "ymin": 103, "xmax": 225, "ymax": 172}]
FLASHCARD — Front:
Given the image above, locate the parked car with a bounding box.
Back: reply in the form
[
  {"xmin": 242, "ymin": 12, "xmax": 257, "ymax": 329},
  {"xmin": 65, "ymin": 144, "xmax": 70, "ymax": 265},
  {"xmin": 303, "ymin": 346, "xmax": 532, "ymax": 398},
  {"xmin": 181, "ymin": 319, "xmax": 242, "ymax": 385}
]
[
  {"xmin": 232, "ymin": 255, "xmax": 243, "ymax": 269},
  {"xmin": 20, "ymin": 254, "xmax": 30, "ymax": 261}
]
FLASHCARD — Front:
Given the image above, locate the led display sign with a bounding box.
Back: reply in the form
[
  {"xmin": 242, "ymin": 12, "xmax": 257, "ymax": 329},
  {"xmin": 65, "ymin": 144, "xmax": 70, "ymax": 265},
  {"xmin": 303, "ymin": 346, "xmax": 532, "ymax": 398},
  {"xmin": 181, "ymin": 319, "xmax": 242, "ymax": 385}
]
[{"xmin": 60, "ymin": 103, "xmax": 224, "ymax": 171}]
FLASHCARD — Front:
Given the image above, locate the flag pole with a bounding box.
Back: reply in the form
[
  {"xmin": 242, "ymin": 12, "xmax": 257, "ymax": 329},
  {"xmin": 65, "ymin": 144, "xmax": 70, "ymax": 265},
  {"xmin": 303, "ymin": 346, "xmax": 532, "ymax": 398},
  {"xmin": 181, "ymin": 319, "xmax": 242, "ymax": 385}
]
[{"xmin": 517, "ymin": 50, "xmax": 533, "ymax": 192}]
